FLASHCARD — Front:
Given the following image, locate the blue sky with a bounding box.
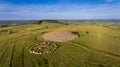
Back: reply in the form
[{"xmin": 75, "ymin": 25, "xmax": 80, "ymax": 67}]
[{"xmin": 0, "ymin": 0, "xmax": 120, "ymax": 20}]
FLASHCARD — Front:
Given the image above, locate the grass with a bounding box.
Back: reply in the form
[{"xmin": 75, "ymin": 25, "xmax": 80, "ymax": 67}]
[{"xmin": 0, "ymin": 21, "xmax": 120, "ymax": 67}]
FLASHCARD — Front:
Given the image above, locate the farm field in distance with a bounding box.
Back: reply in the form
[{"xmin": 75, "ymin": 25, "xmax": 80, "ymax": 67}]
[{"xmin": 0, "ymin": 20, "xmax": 120, "ymax": 67}]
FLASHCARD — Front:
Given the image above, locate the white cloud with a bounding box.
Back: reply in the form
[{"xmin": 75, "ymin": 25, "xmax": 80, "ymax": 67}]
[{"xmin": 0, "ymin": 4, "xmax": 120, "ymax": 20}]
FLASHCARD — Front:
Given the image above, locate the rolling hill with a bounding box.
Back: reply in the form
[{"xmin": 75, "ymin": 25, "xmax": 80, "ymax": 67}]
[{"xmin": 0, "ymin": 20, "xmax": 120, "ymax": 67}]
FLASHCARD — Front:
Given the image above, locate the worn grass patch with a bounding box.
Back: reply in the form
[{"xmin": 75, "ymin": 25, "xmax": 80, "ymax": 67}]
[{"xmin": 43, "ymin": 30, "xmax": 79, "ymax": 42}]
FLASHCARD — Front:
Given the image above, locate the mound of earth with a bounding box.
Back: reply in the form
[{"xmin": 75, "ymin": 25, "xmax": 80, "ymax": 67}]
[{"xmin": 43, "ymin": 31, "xmax": 79, "ymax": 42}]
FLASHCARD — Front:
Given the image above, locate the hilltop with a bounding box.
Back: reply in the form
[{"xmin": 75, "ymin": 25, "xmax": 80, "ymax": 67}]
[{"xmin": 0, "ymin": 20, "xmax": 120, "ymax": 67}]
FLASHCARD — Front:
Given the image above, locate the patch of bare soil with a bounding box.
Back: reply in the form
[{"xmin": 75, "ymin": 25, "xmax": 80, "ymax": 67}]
[{"xmin": 43, "ymin": 31, "xmax": 79, "ymax": 42}]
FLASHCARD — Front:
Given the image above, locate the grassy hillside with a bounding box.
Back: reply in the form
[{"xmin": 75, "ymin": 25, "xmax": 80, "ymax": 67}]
[{"xmin": 0, "ymin": 21, "xmax": 120, "ymax": 67}]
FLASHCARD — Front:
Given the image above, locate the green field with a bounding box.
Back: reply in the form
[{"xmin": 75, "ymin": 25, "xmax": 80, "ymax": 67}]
[{"xmin": 0, "ymin": 21, "xmax": 120, "ymax": 67}]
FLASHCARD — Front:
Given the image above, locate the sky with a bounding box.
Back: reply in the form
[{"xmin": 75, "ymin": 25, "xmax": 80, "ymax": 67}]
[{"xmin": 0, "ymin": 0, "xmax": 120, "ymax": 20}]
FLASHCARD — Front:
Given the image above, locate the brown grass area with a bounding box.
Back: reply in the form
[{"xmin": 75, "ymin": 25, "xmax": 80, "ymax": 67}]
[{"xmin": 43, "ymin": 30, "xmax": 78, "ymax": 42}]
